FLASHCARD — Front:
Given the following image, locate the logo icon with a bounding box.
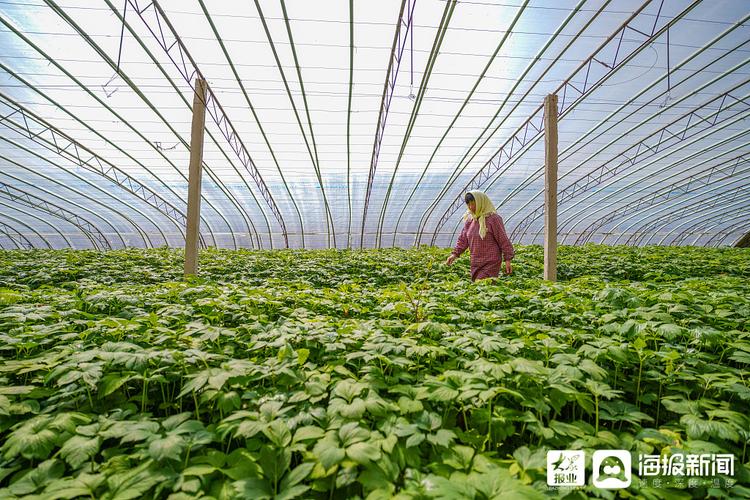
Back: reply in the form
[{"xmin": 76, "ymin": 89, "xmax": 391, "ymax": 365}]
[
  {"xmin": 593, "ymin": 450, "xmax": 632, "ymax": 489},
  {"xmin": 547, "ymin": 450, "xmax": 585, "ymax": 487}
]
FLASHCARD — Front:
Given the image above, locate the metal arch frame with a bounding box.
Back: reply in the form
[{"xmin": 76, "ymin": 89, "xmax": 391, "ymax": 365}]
[
  {"xmin": 626, "ymin": 181, "xmax": 750, "ymax": 246},
  {"xmin": 0, "ymin": 180, "xmax": 110, "ymax": 250},
  {"xmin": 0, "ymin": 93, "xmax": 179, "ymax": 248},
  {"xmin": 628, "ymin": 199, "xmax": 740, "ymax": 246},
  {"xmin": 651, "ymin": 194, "xmax": 750, "ymax": 246},
  {"xmin": 94, "ymin": 0, "xmax": 263, "ymax": 251},
  {"xmin": 661, "ymin": 194, "xmax": 750, "ymax": 245},
  {"xmin": 279, "ymin": 0, "xmax": 337, "ymax": 248},
  {"xmin": 628, "ymin": 179, "xmax": 750, "ymax": 246},
  {"xmin": 566, "ymin": 84, "xmax": 750, "ymax": 244},
  {"xmin": 346, "ymin": 0, "xmax": 354, "ymax": 248},
  {"xmin": 102, "ymin": 0, "xmax": 267, "ymax": 249},
  {"xmin": 123, "ymin": 0, "xmax": 288, "ymax": 248},
  {"xmin": 57, "ymin": 9, "xmax": 263, "ymax": 252},
  {"xmin": 0, "ymin": 233, "xmax": 12, "ymax": 250},
  {"xmin": 0, "ymin": 205, "xmax": 60, "ymax": 249},
  {"xmin": 575, "ymin": 153, "xmax": 750, "ymax": 245},
  {"xmin": 358, "ymin": 0, "xmax": 417, "ymax": 248},
  {"xmin": 0, "ymin": 66, "xmax": 220, "ymax": 248},
  {"xmin": 593, "ymin": 152, "xmax": 750, "ymax": 245},
  {"xmin": 0, "ymin": 136, "xmax": 150, "ymax": 249},
  {"xmin": 196, "ymin": 0, "xmax": 306, "ymax": 248},
  {"xmin": 511, "ymin": 32, "xmax": 750, "ymax": 242},
  {"xmin": 712, "ymin": 222, "xmax": 750, "ymax": 247},
  {"xmin": 607, "ymin": 157, "xmax": 750, "ymax": 245},
  {"xmin": 375, "ymin": 0, "xmax": 459, "ymax": 249},
  {"xmin": 679, "ymin": 210, "xmax": 750, "ymax": 246},
  {"xmin": 556, "ymin": 118, "xmax": 750, "ymax": 244},
  {"xmin": 708, "ymin": 218, "xmax": 750, "ymax": 247},
  {"xmin": 252, "ymin": 0, "xmax": 334, "ymax": 248},
  {"xmin": 0, "ymin": 21, "xmax": 239, "ymax": 249},
  {"xmin": 449, "ymin": 3, "xmax": 714, "ymax": 247},
  {"xmin": 0, "ymin": 155, "xmax": 139, "ymax": 249},
  {"xmin": 503, "ymin": 11, "xmax": 750, "ymax": 237},
  {"xmin": 41, "ymin": 1, "xmax": 258, "ymax": 250},
  {"xmin": 0, "ymin": 220, "xmax": 34, "ymax": 249},
  {"xmin": 560, "ymin": 139, "xmax": 750, "ymax": 247},
  {"xmin": 424, "ymin": 0, "xmax": 695, "ymax": 246},
  {"xmin": 554, "ymin": 116, "xmax": 750, "ymax": 245},
  {"xmin": 398, "ymin": 0, "xmax": 608, "ymax": 247},
  {"xmin": 409, "ymin": 0, "xmax": 592, "ymax": 246}
]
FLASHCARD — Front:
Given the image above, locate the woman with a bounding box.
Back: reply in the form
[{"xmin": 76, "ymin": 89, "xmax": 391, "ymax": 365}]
[{"xmin": 445, "ymin": 190, "xmax": 515, "ymax": 281}]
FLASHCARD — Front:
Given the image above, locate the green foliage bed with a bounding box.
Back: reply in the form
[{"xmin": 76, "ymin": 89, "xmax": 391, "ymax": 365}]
[{"xmin": 0, "ymin": 245, "xmax": 748, "ymax": 499}]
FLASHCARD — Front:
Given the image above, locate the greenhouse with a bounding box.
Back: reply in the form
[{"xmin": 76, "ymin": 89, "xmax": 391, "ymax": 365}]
[{"xmin": 0, "ymin": 0, "xmax": 749, "ymax": 498}]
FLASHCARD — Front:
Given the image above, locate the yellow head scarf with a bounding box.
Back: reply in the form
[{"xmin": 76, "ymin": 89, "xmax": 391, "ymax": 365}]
[{"xmin": 463, "ymin": 190, "xmax": 496, "ymax": 239}]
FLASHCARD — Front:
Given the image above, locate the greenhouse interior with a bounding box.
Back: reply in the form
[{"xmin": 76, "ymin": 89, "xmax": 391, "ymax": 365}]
[{"xmin": 0, "ymin": 0, "xmax": 749, "ymax": 498}]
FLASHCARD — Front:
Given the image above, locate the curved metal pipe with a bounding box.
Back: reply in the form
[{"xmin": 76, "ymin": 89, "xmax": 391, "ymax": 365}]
[
  {"xmin": 709, "ymin": 218, "xmax": 749, "ymax": 247},
  {"xmin": 43, "ymin": 0, "xmax": 258, "ymax": 249},
  {"xmin": 604, "ymin": 155, "xmax": 750, "ymax": 245},
  {"xmin": 0, "ymin": 138, "xmax": 149, "ymax": 248},
  {"xmin": 505, "ymin": 14, "xmax": 750, "ymax": 234},
  {"xmin": 197, "ymin": 0, "xmax": 305, "ymax": 248},
  {"xmin": 636, "ymin": 183, "xmax": 750, "ymax": 246},
  {"xmin": 512, "ymin": 52, "xmax": 750, "ymax": 240},
  {"xmin": 0, "ymin": 220, "xmax": 34, "ymax": 249},
  {"xmin": 0, "ymin": 157, "xmax": 140, "ymax": 248},
  {"xmin": 427, "ymin": 0, "xmax": 698, "ymax": 245},
  {"xmin": 279, "ymin": 0, "xmax": 336, "ymax": 247},
  {"xmin": 0, "ymin": 12, "xmax": 241, "ymax": 248},
  {"xmin": 576, "ymin": 152, "xmax": 750, "ymax": 245},
  {"xmin": 0, "ymin": 204, "xmax": 62, "ymax": 248},
  {"xmin": 662, "ymin": 200, "xmax": 748, "ymax": 247},
  {"xmin": 614, "ymin": 168, "xmax": 750, "ymax": 245},
  {"xmin": 658, "ymin": 191, "xmax": 750, "ymax": 246},
  {"xmin": 405, "ymin": 0, "xmax": 590, "ymax": 245},
  {"xmin": 0, "ymin": 62, "xmax": 218, "ymax": 248},
  {"xmin": 376, "ymin": 0, "xmax": 458, "ymax": 248},
  {"xmin": 0, "ymin": 94, "xmax": 185, "ymax": 247},
  {"xmin": 554, "ymin": 120, "xmax": 750, "ymax": 244},
  {"xmin": 685, "ymin": 212, "xmax": 749, "ymax": 246}
]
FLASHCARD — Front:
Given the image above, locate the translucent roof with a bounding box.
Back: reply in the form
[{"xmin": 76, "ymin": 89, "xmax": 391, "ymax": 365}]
[{"xmin": 1, "ymin": 0, "xmax": 749, "ymax": 250}]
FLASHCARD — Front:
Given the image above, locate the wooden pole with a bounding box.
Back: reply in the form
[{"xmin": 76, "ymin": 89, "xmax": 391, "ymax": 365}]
[
  {"xmin": 544, "ymin": 93, "xmax": 558, "ymax": 282},
  {"xmin": 185, "ymin": 77, "xmax": 207, "ymax": 277}
]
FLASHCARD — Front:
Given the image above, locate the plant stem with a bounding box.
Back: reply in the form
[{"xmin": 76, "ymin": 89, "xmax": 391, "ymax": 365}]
[
  {"xmin": 595, "ymin": 394, "xmax": 599, "ymax": 435},
  {"xmin": 486, "ymin": 397, "xmax": 493, "ymax": 451},
  {"xmin": 636, "ymin": 354, "xmax": 644, "ymax": 410},
  {"xmin": 141, "ymin": 377, "xmax": 148, "ymax": 413}
]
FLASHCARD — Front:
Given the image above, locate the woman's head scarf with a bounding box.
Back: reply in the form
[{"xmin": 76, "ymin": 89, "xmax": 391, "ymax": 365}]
[{"xmin": 463, "ymin": 190, "xmax": 496, "ymax": 239}]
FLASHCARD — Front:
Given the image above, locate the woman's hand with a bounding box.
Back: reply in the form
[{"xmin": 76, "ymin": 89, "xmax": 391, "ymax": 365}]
[
  {"xmin": 445, "ymin": 254, "xmax": 457, "ymax": 266},
  {"xmin": 504, "ymin": 261, "xmax": 512, "ymax": 275}
]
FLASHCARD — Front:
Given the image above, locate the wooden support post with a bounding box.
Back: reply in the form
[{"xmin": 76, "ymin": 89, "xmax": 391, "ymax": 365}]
[
  {"xmin": 544, "ymin": 93, "xmax": 558, "ymax": 282},
  {"xmin": 185, "ymin": 77, "xmax": 207, "ymax": 277}
]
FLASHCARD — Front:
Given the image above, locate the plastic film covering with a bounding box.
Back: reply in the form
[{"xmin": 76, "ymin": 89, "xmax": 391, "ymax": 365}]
[{"xmin": 0, "ymin": 0, "xmax": 748, "ymax": 249}]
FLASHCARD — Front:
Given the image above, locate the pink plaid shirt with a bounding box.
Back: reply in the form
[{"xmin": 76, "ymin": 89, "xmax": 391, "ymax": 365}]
[{"xmin": 452, "ymin": 213, "xmax": 515, "ymax": 281}]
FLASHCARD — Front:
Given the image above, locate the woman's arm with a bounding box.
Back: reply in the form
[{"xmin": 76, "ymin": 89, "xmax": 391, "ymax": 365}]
[
  {"xmin": 446, "ymin": 222, "xmax": 469, "ymax": 265},
  {"xmin": 489, "ymin": 214, "xmax": 514, "ymax": 262},
  {"xmin": 453, "ymin": 223, "xmax": 469, "ymax": 257}
]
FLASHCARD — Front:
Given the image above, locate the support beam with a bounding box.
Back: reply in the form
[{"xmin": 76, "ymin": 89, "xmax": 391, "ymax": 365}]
[
  {"xmin": 544, "ymin": 94, "xmax": 558, "ymax": 282},
  {"xmin": 185, "ymin": 78, "xmax": 207, "ymax": 277},
  {"xmin": 425, "ymin": 0, "xmax": 702, "ymax": 245}
]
